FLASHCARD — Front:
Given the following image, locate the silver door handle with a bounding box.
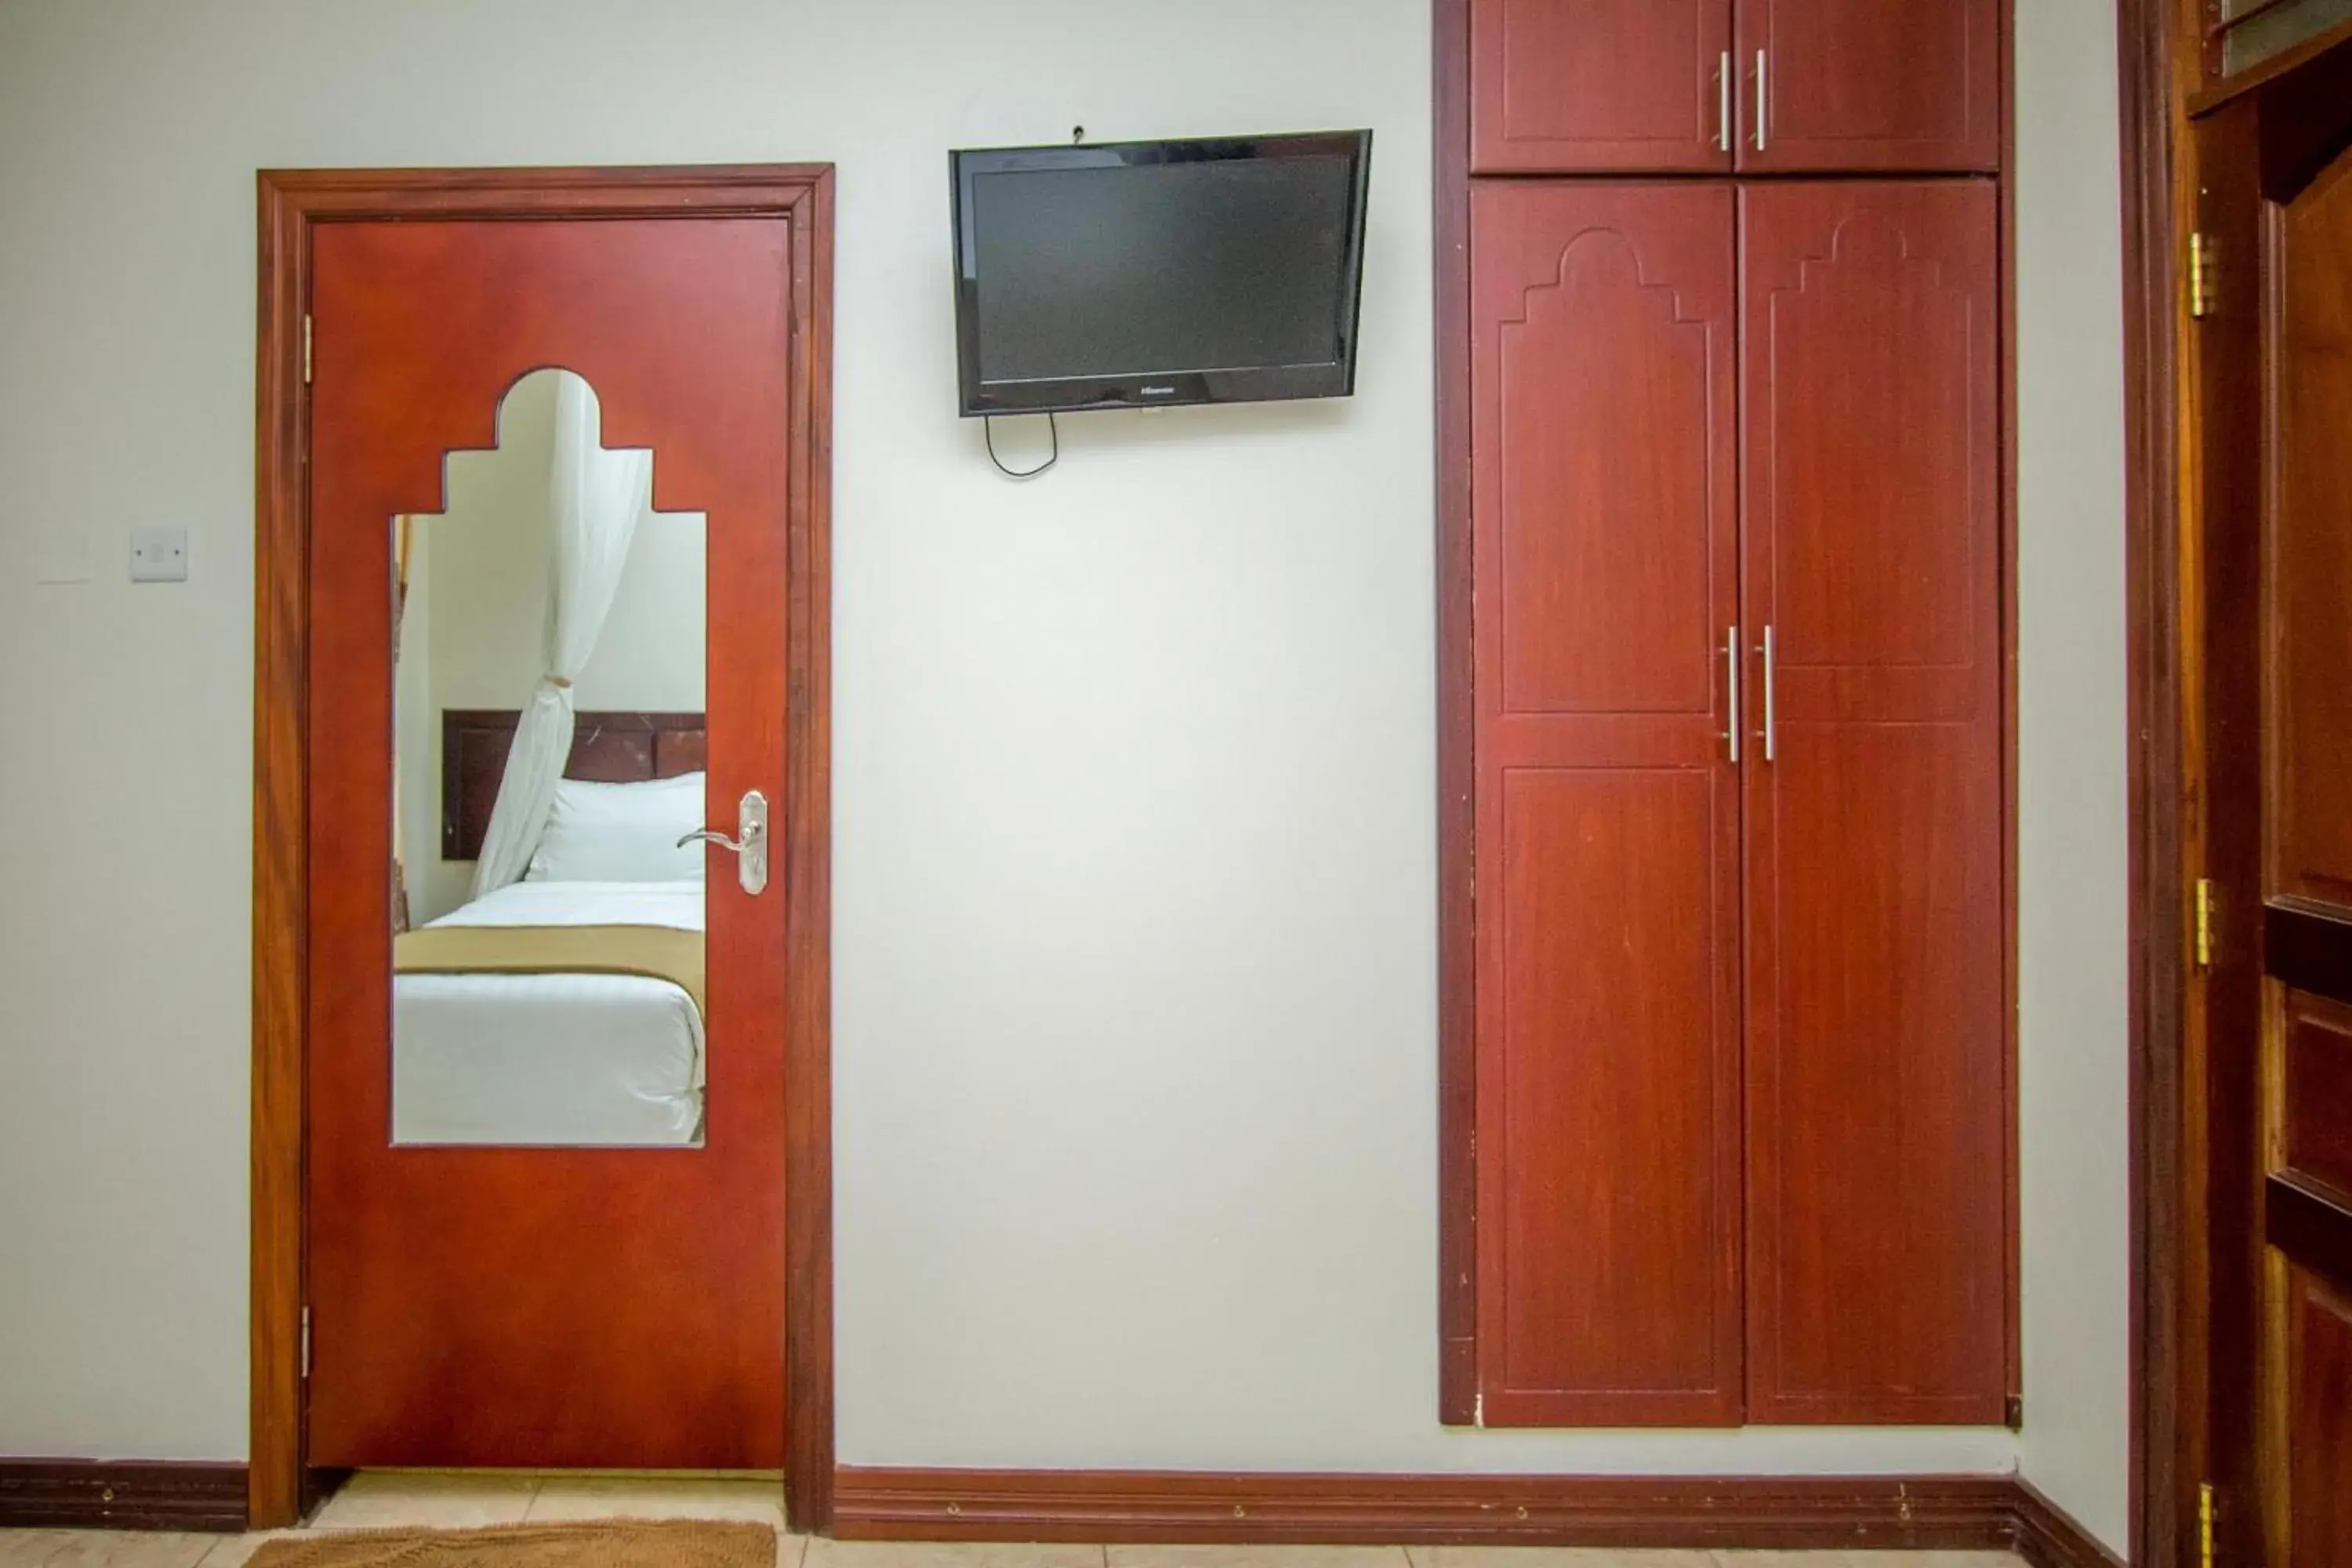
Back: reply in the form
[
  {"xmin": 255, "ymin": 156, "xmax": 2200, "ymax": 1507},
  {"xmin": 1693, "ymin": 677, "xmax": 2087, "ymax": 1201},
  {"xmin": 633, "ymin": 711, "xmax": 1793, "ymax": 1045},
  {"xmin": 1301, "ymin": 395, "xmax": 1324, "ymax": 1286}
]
[
  {"xmin": 1754, "ymin": 49, "xmax": 1768, "ymax": 152},
  {"xmin": 1718, "ymin": 52, "xmax": 1733, "ymax": 152},
  {"xmin": 1725, "ymin": 625, "xmax": 1740, "ymax": 763},
  {"xmin": 679, "ymin": 788, "xmax": 769, "ymax": 895},
  {"xmin": 1760, "ymin": 626, "xmax": 1777, "ymax": 761}
]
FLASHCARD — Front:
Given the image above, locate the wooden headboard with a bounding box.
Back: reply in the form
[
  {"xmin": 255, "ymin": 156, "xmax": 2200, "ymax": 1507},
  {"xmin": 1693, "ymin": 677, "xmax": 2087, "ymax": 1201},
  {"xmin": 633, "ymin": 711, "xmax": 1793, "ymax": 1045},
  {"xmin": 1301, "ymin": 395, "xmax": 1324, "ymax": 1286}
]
[{"xmin": 441, "ymin": 709, "xmax": 706, "ymax": 862}]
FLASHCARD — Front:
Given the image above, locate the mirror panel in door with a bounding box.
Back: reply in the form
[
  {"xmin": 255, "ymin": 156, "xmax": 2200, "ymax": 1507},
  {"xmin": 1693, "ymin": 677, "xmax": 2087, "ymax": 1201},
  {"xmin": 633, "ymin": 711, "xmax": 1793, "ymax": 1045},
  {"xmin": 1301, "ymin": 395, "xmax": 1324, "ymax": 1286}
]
[{"xmin": 390, "ymin": 367, "xmax": 712, "ymax": 1149}]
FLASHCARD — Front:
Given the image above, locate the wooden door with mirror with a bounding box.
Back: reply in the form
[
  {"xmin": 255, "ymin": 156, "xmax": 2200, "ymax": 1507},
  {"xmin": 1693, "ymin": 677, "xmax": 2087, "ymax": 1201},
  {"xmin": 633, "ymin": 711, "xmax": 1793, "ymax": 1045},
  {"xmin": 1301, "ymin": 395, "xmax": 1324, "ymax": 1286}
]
[
  {"xmin": 306, "ymin": 216, "xmax": 793, "ymax": 1468},
  {"xmin": 2191, "ymin": 32, "xmax": 2352, "ymax": 1568}
]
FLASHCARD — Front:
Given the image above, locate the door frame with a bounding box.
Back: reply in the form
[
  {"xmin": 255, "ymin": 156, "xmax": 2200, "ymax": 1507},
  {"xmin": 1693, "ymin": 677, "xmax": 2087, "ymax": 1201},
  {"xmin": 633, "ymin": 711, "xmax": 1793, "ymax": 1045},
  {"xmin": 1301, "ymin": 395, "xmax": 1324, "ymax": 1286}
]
[
  {"xmin": 2119, "ymin": 6, "xmax": 2352, "ymax": 1568},
  {"xmin": 249, "ymin": 164, "xmax": 837, "ymax": 1532}
]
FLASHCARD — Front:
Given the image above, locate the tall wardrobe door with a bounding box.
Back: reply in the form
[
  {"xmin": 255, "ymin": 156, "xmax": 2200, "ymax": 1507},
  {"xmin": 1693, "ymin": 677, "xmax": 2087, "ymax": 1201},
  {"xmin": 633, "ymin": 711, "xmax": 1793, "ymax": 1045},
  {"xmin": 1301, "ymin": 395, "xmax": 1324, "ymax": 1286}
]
[
  {"xmin": 1739, "ymin": 180, "xmax": 2007, "ymax": 1425},
  {"xmin": 1471, "ymin": 0, "xmax": 1736, "ymax": 173},
  {"xmin": 1734, "ymin": 0, "xmax": 2002, "ymax": 173},
  {"xmin": 1472, "ymin": 182, "xmax": 1744, "ymax": 1426}
]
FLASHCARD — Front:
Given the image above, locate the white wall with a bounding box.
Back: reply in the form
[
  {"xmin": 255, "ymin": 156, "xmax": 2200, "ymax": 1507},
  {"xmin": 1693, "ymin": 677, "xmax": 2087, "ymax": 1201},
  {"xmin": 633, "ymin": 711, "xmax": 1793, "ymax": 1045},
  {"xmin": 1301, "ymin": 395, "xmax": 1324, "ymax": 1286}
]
[
  {"xmin": 401, "ymin": 369, "xmax": 710, "ymax": 922},
  {"xmin": 0, "ymin": 0, "xmax": 2123, "ymax": 1531},
  {"xmin": 2013, "ymin": 0, "xmax": 2136, "ymax": 1553}
]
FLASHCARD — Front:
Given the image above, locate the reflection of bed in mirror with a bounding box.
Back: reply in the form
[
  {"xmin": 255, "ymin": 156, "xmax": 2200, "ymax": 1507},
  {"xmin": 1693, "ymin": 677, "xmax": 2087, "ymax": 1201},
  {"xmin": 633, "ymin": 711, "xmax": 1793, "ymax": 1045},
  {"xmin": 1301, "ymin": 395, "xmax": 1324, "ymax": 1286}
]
[{"xmin": 393, "ymin": 710, "xmax": 710, "ymax": 1148}]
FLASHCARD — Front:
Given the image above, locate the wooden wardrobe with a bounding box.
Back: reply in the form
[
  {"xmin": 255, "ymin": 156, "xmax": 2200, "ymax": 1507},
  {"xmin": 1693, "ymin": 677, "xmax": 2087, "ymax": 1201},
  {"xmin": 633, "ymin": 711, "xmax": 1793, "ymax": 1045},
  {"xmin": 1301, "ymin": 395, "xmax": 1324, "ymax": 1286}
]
[{"xmin": 1449, "ymin": 0, "xmax": 2011, "ymax": 1428}]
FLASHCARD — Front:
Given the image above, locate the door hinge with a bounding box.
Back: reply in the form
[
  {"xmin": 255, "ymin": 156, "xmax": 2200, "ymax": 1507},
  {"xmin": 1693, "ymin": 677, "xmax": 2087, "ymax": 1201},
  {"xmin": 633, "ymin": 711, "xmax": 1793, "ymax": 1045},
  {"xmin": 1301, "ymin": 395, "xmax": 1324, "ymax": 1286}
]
[
  {"xmin": 2189, "ymin": 234, "xmax": 2217, "ymax": 319},
  {"xmin": 2194, "ymin": 879, "xmax": 2217, "ymax": 969},
  {"xmin": 299, "ymin": 1305, "xmax": 312, "ymax": 1379},
  {"xmin": 303, "ymin": 314, "xmax": 314, "ymax": 384},
  {"xmin": 2198, "ymin": 1482, "xmax": 2216, "ymax": 1568}
]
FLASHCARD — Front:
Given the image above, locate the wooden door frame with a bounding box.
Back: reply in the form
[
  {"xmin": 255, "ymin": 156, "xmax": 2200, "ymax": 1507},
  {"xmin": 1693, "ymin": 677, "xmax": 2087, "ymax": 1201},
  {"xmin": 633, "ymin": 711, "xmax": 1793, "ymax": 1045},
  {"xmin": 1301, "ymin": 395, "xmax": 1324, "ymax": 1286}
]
[
  {"xmin": 250, "ymin": 165, "xmax": 836, "ymax": 1533},
  {"xmin": 2116, "ymin": 3, "xmax": 2192, "ymax": 1562}
]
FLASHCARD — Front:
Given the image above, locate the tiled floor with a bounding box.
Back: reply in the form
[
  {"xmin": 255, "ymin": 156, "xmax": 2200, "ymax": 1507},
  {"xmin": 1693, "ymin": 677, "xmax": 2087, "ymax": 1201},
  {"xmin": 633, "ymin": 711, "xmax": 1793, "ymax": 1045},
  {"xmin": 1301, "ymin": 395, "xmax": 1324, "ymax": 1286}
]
[{"xmin": 0, "ymin": 1475, "xmax": 2032, "ymax": 1568}]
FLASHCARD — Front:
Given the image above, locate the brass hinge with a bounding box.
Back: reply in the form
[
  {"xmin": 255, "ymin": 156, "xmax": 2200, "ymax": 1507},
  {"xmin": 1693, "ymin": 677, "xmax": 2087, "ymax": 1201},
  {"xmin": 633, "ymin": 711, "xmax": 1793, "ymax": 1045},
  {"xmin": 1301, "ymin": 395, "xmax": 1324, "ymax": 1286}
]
[
  {"xmin": 303, "ymin": 314, "xmax": 314, "ymax": 385},
  {"xmin": 2189, "ymin": 234, "xmax": 2217, "ymax": 319},
  {"xmin": 2195, "ymin": 879, "xmax": 2217, "ymax": 969},
  {"xmin": 2199, "ymin": 1482, "xmax": 2216, "ymax": 1568},
  {"xmin": 300, "ymin": 1305, "xmax": 312, "ymax": 1380}
]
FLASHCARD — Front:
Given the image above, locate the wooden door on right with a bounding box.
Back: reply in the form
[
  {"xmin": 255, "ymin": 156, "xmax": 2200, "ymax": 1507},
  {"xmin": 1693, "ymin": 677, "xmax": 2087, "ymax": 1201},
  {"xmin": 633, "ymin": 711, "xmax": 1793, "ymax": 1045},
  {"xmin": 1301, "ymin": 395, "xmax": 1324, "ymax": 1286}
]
[
  {"xmin": 1739, "ymin": 180, "xmax": 2008, "ymax": 1425},
  {"xmin": 2190, "ymin": 35, "xmax": 2352, "ymax": 1568}
]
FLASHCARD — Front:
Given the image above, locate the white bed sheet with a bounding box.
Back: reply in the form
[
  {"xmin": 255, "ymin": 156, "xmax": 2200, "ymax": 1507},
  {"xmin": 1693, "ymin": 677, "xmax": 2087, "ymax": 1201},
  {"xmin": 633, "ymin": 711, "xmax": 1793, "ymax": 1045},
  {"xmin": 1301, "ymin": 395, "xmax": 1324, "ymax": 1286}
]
[{"xmin": 392, "ymin": 880, "xmax": 707, "ymax": 1148}]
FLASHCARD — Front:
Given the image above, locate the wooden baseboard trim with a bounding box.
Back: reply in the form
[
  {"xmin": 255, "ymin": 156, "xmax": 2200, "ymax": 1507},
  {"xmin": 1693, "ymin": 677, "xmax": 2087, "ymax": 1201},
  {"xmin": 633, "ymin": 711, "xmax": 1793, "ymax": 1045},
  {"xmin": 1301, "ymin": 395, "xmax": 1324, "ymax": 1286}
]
[
  {"xmin": 0, "ymin": 1461, "xmax": 248, "ymax": 1533},
  {"xmin": 835, "ymin": 1467, "xmax": 2117, "ymax": 1554},
  {"xmin": 2011, "ymin": 1479, "xmax": 2127, "ymax": 1568}
]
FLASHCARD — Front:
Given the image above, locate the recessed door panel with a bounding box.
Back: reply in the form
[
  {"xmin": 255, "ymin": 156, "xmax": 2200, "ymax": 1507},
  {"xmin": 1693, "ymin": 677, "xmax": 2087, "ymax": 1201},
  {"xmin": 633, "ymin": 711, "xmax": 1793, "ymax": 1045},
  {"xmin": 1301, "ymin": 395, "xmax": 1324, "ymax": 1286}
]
[
  {"xmin": 2200, "ymin": 82, "xmax": 2352, "ymax": 1562},
  {"xmin": 1494, "ymin": 219, "xmax": 1726, "ymax": 716},
  {"xmin": 2277, "ymin": 147, "xmax": 2352, "ymax": 909},
  {"xmin": 2289, "ymin": 1272, "xmax": 2352, "ymax": 1568},
  {"xmin": 1489, "ymin": 767, "xmax": 1738, "ymax": 1414}
]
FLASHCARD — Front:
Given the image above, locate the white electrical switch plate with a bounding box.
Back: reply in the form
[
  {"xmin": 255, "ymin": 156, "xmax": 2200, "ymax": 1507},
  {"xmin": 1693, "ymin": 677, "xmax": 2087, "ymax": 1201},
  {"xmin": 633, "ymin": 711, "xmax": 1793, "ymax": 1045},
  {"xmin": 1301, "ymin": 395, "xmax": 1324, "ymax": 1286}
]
[{"xmin": 129, "ymin": 524, "xmax": 189, "ymax": 583}]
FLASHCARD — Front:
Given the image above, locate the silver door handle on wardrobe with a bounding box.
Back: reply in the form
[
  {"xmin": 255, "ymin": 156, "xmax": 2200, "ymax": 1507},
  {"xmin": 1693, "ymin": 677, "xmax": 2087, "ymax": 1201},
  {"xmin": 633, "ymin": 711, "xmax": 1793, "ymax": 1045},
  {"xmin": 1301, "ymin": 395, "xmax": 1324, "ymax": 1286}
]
[
  {"xmin": 1759, "ymin": 626, "xmax": 1777, "ymax": 761},
  {"xmin": 1725, "ymin": 625, "xmax": 1741, "ymax": 763},
  {"xmin": 1718, "ymin": 52, "xmax": 1733, "ymax": 152},
  {"xmin": 679, "ymin": 789, "xmax": 769, "ymax": 895},
  {"xmin": 1754, "ymin": 50, "xmax": 1769, "ymax": 151}
]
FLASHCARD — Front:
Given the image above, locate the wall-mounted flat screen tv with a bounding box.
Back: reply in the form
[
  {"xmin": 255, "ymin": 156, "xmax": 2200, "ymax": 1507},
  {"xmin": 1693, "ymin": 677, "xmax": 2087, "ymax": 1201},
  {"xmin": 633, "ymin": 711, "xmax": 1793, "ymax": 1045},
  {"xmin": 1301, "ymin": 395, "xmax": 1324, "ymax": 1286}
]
[{"xmin": 950, "ymin": 130, "xmax": 1373, "ymax": 417}]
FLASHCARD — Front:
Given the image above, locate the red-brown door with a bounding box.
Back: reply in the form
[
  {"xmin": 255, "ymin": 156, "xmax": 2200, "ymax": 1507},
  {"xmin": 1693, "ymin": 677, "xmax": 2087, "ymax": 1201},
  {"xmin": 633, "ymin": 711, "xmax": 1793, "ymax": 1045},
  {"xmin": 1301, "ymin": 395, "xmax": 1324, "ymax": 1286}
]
[
  {"xmin": 1739, "ymin": 180, "xmax": 2006, "ymax": 1424},
  {"xmin": 1471, "ymin": 182, "xmax": 1744, "ymax": 1425},
  {"xmin": 2191, "ymin": 38, "xmax": 2352, "ymax": 1568},
  {"xmin": 305, "ymin": 217, "xmax": 793, "ymax": 1467},
  {"xmin": 1733, "ymin": 0, "xmax": 2000, "ymax": 174},
  {"xmin": 1470, "ymin": 0, "xmax": 1737, "ymax": 174}
]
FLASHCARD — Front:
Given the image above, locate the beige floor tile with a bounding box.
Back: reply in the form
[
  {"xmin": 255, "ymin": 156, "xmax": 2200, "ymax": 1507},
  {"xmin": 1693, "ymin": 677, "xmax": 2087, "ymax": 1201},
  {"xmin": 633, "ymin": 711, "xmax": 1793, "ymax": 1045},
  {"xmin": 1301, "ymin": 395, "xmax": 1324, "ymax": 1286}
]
[
  {"xmin": 193, "ymin": 1534, "xmax": 296, "ymax": 1567},
  {"xmin": 524, "ymin": 1477, "xmax": 787, "ymax": 1530},
  {"xmin": 32, "ymin": 1535, "xmax": 217, "ymax": 1568},
  {"xmin": 1109, "ymin": 1549, "xmax": 1407, "ymax": 1568},
  {"xmin": 806, "ymin": 1542, "xmax": 1105, "ymax": 1568},
  {"xmin": 306, "ymin": 1472, "xmax": 539, "ymax": 1532},
  {"xmin": 1410, "ymin": 1551, "xmax": 1715, "ymax": 1568},
  {"xmin": 0, "ymin": 1534, "xmax": 74, "ymax": 1568},
  {"xmin": 1709, "ymin": 1556, "xmax": 2025, "ymax": 1568}
]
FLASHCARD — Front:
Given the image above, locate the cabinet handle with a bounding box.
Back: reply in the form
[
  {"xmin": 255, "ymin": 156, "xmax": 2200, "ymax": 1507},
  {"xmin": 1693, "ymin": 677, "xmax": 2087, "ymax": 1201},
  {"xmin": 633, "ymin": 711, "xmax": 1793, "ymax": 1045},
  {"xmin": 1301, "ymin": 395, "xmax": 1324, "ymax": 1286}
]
[
  {"xmin": 1725, "ymin": 625, "xmax": 1740, "ymax": 763},
  {"xmin": 1760, "ymin": 625, "xmax": 1777, "ymax": 761},
  {"xmin": 1718, "ymin": 52, "xmax": 1732, "ymax": 152},
  {"xmin": 1754, "ymin": 49, "xmax": 1768, "ymax": 152}
]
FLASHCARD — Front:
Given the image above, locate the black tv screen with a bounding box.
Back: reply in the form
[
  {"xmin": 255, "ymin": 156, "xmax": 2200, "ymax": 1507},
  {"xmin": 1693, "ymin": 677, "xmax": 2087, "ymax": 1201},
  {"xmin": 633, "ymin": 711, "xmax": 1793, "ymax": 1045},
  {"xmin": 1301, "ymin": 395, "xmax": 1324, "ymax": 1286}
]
[{"xmin": 951, "ymin": 131, "xmax": 1372, "ymax": 417}]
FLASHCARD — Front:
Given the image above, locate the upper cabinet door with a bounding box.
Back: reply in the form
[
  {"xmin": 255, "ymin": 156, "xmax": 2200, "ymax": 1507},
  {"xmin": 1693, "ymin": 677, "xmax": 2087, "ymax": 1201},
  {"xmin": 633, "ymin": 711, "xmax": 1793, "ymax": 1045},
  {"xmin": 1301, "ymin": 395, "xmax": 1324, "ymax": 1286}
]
[
  {"xmin": 1472, "ymin": 0, "xmax": 1737, "ymax": 172},
  {"xmin": 1735, "ymin": 0, "xmax": 2002, "ymax": 172}
]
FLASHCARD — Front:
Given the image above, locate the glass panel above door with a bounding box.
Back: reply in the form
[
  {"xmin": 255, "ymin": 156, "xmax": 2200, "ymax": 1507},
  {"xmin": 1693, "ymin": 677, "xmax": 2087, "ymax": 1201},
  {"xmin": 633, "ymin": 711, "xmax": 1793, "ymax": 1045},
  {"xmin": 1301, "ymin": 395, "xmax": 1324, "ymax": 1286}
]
[{"xmin": 2219, "ymin": 0, "xmax": 2352, "ymax": 74}]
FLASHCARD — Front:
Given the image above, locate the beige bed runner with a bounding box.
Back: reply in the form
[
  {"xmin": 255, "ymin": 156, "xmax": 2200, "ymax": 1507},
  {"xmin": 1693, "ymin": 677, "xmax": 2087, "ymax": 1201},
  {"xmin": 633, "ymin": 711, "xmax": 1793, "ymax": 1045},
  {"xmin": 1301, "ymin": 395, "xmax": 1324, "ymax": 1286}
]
[{"xmin": 394, "ymin": 925, "xmax": 705, "ymax": 1021}]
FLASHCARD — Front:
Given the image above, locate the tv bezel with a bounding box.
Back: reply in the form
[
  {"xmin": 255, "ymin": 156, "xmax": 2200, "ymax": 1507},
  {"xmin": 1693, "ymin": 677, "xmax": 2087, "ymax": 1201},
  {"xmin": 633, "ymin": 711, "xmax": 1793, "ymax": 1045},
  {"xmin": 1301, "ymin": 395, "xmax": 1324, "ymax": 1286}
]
[{"xmin": 949, "ymin": 129, "xmax": 1374, "ymax": 419}]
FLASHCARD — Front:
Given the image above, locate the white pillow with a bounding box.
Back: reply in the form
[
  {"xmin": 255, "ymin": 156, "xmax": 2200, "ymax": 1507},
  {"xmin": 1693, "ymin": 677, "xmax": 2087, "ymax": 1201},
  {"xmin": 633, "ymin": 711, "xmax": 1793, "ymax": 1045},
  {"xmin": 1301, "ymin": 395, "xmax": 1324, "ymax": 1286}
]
[{"xmin": 524, "ymin": 772, "xmax": 707, "ymax": 884}]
